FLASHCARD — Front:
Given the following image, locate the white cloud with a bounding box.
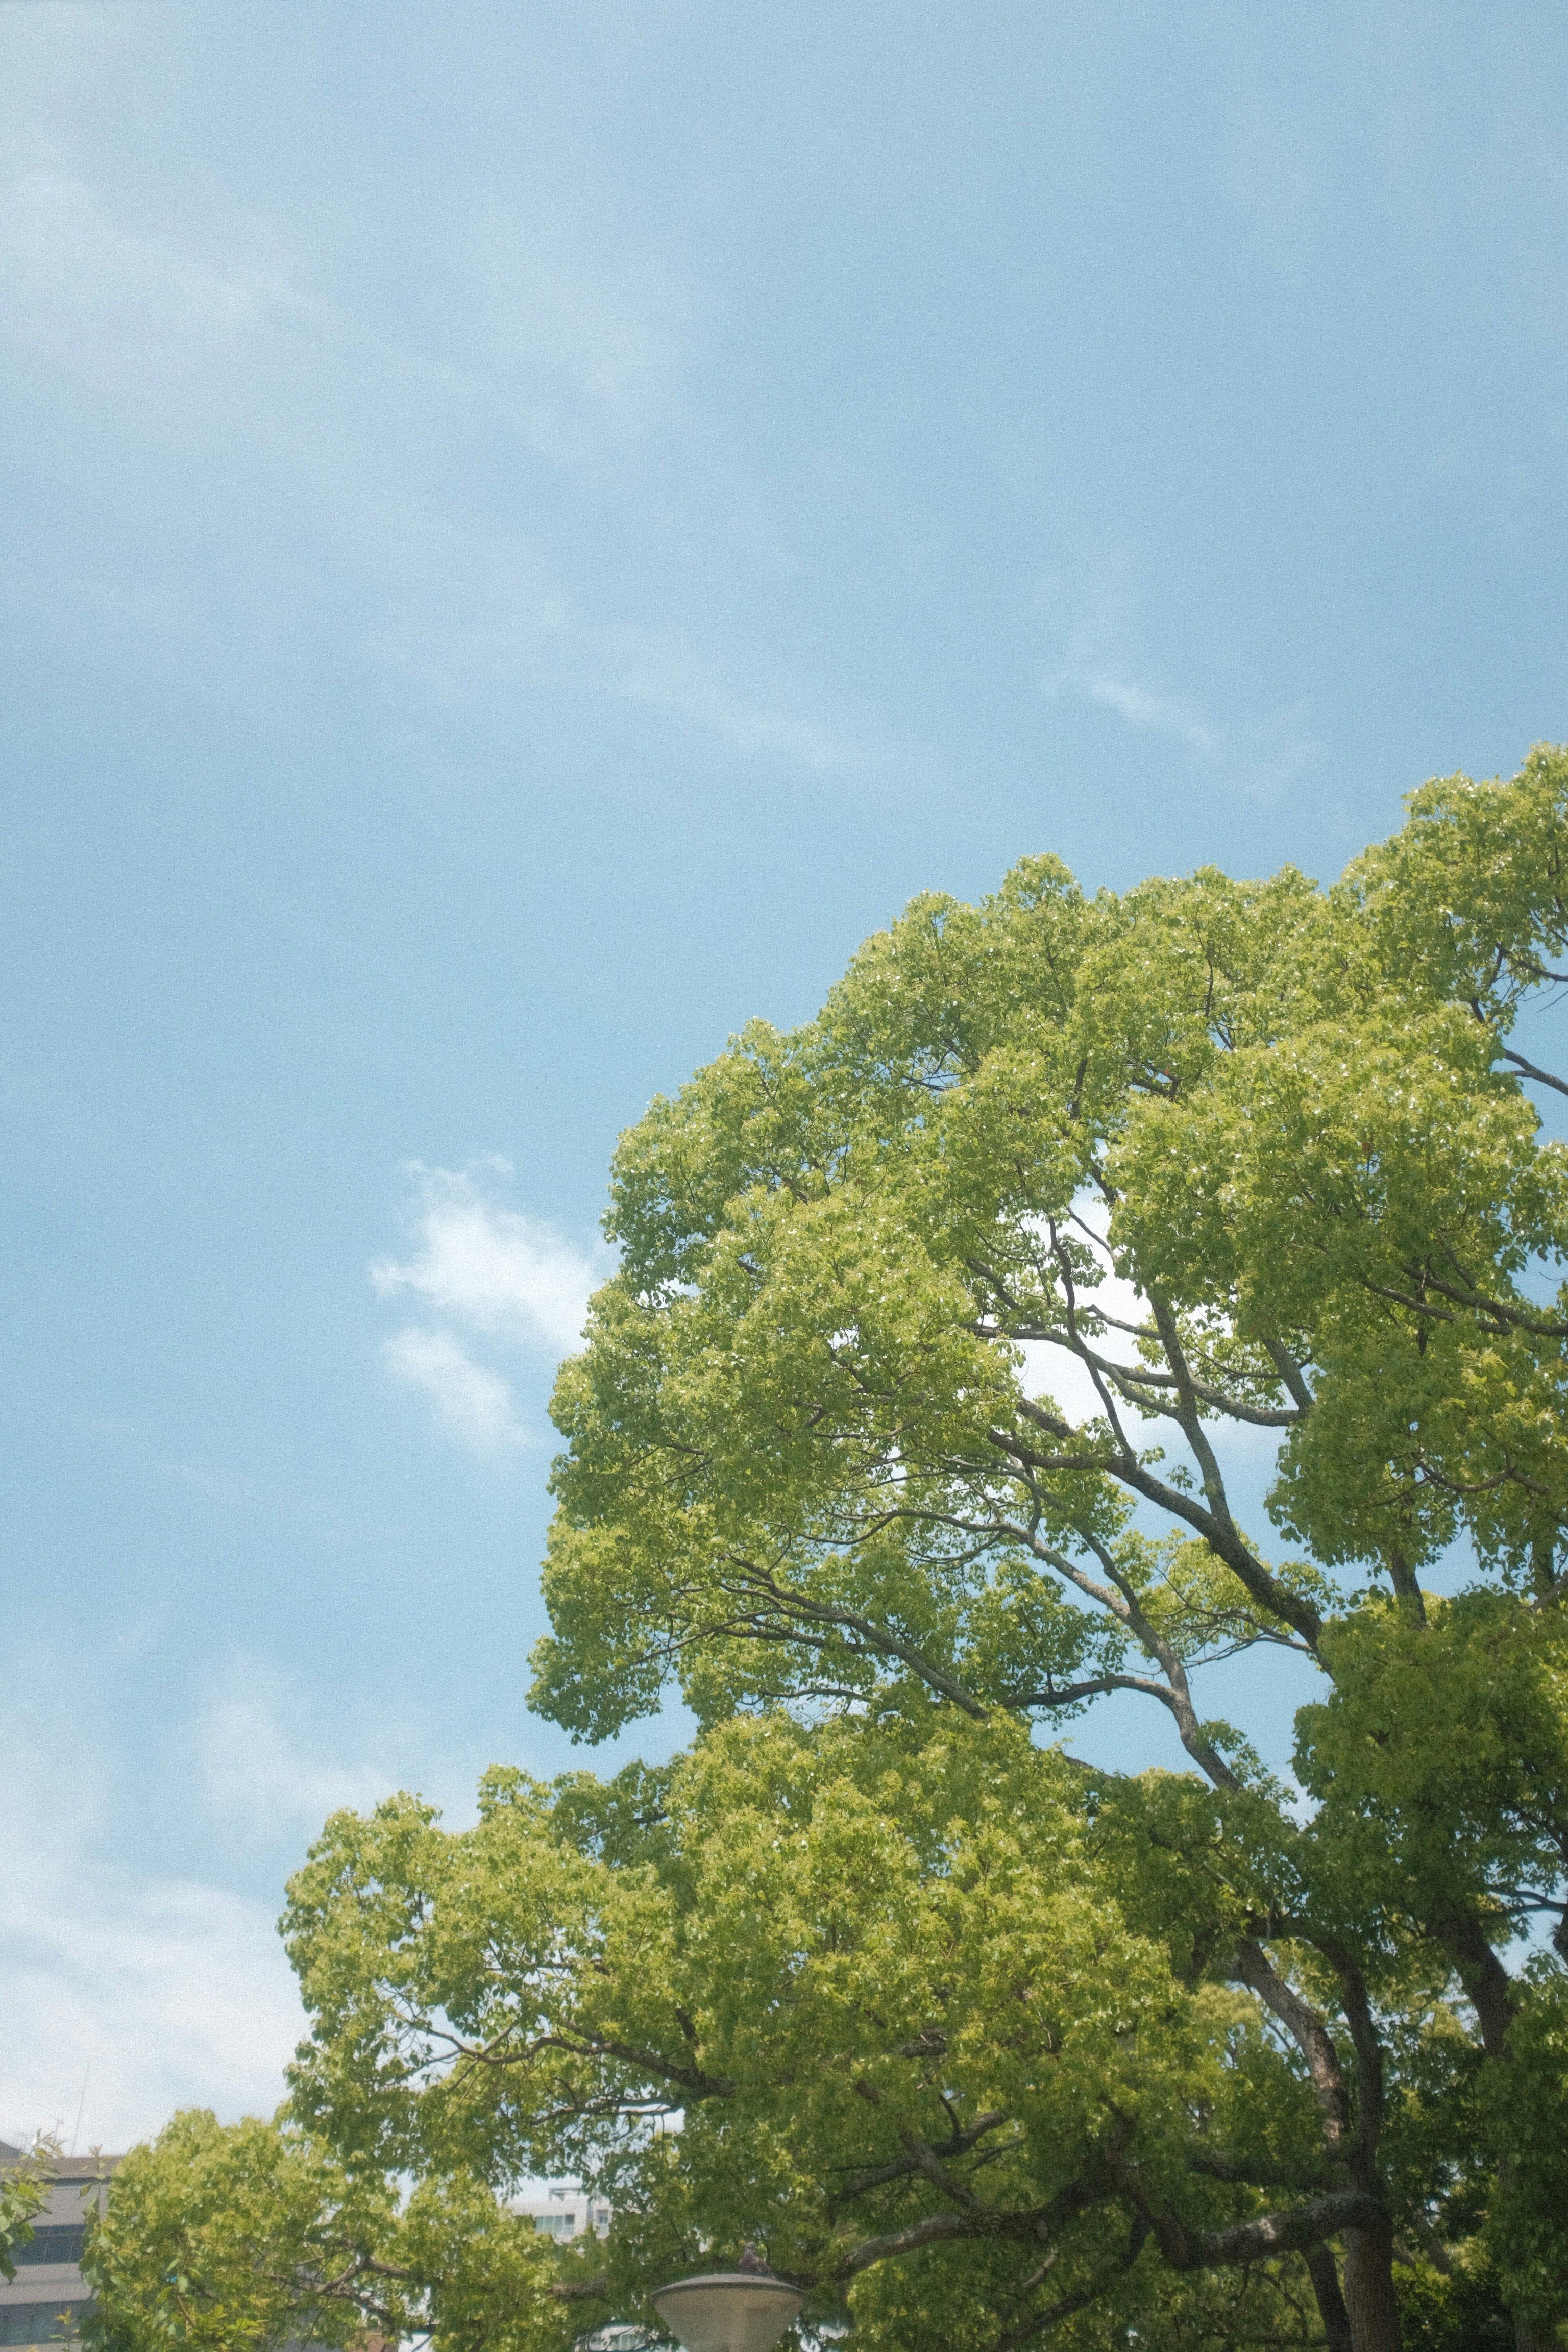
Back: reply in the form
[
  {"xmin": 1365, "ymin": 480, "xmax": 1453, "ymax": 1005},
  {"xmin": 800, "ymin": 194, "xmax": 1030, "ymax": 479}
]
[
  {"xmin": 372, "ymin": 1164, "xmax": 605, "ymax": 1453},
  {"xmin": 0, "ymin": 143, "xmax": 868, "ymax": 785},
  {"xmin": 372, "ymin": 1163, "xmax": 603, "ymax": 1353},
  {"xmin": 1071, "ymin": 663, "xmax": 1219, "ymax": 757},
  {"xmin": 1014, "ymin": 1197, "xmax": 1292, "ymax": 1512},
  {"xmin": 383, "ymin": 1324, "xmax": 528, "ymax": 1454},
  {"xmin": 357, "ymin": 528, "xmax": 884, "ymax": 780},
  {"xmin": 1018, "ymin": 1282, "xmax": 1156, "ymax": 1433},
  {"xmin": 0, "ymin": 1661, "xmax": 478, "ymax": 2156},
  {"xmin": 190, "ymin": 1662, "xmax": 399, "ymax": 1846},
  {"xmin": 1015, "ymin": 1197, "xmax": 1159, "ymax": 1433},
  {"xmin": 612, "ymin": 628, "xmax": 878, "ymax": 776},
  {"xmin": 0, "ymin": 1731, "xmax": 303, "ymax": 2153},
  {"xmin": 464, "ymin": 231, "xmax": 686, "ymax": 462}
]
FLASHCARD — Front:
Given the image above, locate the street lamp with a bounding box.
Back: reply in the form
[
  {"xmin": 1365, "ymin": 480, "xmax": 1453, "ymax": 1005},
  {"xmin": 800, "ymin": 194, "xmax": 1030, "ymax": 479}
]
[{"xmin": 651, "ymin": 2243, "xmax": 805, "ymax": 2352}]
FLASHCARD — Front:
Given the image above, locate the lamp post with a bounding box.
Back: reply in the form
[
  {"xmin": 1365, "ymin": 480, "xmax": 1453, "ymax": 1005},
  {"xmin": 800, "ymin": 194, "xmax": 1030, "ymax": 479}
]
[{"xmin": 651, "ymin": 2242, "xmax": 806, "ymax": 2352}]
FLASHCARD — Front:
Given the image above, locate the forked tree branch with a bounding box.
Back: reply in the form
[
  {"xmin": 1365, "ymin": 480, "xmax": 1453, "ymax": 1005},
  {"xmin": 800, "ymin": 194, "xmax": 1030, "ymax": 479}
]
[{"xmin": 1500, "ymin": 1046, "xmax": 1568, "ymax": 1100}]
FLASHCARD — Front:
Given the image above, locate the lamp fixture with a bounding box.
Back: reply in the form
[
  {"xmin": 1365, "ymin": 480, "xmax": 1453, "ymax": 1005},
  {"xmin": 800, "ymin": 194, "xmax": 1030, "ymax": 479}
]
[{"xmin": 651, "ymin": 2242, "xmax": 805, "ymax": 2352}]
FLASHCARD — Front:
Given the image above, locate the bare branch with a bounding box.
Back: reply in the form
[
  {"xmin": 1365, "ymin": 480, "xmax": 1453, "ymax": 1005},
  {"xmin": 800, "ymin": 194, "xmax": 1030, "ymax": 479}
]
[
  {"xmin": 1501, "ymin": 1046, "xmax": 1568, "ymax": 1100},
  {"xmin": 722, "ymin": 1558, "xmax": 989, "ymax": 1718}
]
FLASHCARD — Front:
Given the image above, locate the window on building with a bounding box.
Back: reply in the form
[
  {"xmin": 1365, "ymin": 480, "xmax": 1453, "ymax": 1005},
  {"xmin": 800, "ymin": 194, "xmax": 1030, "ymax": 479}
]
[
  {"xmin": 13, "ymin": 2228, "xmax": 87, "ymax": 2268},
  {"xmin": 0, "ymin": 2302, "xmax": 91, "ymax": 2344}
]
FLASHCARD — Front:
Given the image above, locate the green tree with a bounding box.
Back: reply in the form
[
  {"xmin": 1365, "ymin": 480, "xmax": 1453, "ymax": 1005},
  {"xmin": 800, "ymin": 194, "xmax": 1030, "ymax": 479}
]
[
  {"xmin": 282, "ymin": 1715, "xmax": 1368, "ymax": 2350},
  {"xmin": 87, "ymin": 752, "xmax": 1568, "ymax": 2352},
  {"xmin": 84, "ymin": 2106, "xmax": 598, "ymax": 2352},
  {"xmin": 523, "ymin": 746, "xmax": 1568, "ymax": 2350}
]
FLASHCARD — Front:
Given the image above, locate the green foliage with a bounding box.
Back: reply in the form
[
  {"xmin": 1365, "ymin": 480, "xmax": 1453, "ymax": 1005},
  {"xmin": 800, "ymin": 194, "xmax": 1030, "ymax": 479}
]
[
  {"xmin": 1395, "ymin": 2253, "xmax": 1513, "ymax": 2352},
  {"xmin": 1297, "ymin": 1592, "xmax": 1568, "ymax": 1940},
  {"xmin": 0, "ymin": 2142, "xmax": 50, "ymax": 2285},
  {"xmin": 544, "ymin": 755, "xmax": 1568, "ymax": 1745},
  {"xmin": 1477, "ymin": 1964, "xmax": 1568, "ymax": 2337},
  {"xmin": 83, "ymin": 2108, "xmax": 583, "ymax": 2352},
  {"xmin": 104, "ymin": 1718, "xmax": 1374, "ymax": 2351},
  {"xmin": 533, "ymin": 747, "xmax": 1568, "ymax": 2342},
  {"xmin": 86, "ymin": 2112, "xmax": 396, "ymax": 2351}
]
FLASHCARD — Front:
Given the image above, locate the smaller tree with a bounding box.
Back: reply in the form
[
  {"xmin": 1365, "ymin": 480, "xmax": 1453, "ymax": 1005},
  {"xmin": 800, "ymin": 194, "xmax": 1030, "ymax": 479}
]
[{"xmin": 84, "ymin": 2109, "xmax": 601, "ymax": 2352}]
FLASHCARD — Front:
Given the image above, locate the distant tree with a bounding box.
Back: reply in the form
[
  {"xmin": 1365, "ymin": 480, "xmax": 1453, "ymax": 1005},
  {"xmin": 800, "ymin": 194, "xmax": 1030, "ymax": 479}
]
[{"xmin": 89, "ymin": 753, "xmax": 1568, "ymax": 2352}]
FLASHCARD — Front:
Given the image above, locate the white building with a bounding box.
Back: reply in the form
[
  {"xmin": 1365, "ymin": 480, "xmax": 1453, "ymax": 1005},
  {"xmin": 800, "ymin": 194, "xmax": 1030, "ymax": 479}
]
[{"xmin": 512, "ymin": 2183, "xmax": 614, "ymax": 2240}]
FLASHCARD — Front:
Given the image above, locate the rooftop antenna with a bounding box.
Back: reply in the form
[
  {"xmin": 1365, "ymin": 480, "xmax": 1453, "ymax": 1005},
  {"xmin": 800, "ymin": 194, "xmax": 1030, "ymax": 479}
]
[{"xmin": 70, "ymin": 2067, "xmax": 90, "ymax": 2159}]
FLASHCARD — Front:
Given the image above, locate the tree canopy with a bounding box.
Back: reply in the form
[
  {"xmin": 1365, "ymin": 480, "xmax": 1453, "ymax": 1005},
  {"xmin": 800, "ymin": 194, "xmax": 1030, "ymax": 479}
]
[{"xmin": 89, "ymin": 752, "xmax": 1568, "ymax": 2352}]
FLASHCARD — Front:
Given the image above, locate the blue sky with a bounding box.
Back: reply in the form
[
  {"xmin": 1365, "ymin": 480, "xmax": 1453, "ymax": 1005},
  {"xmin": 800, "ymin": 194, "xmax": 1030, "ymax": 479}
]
[{"xmin": 3, "ymin": 0, "xmax": 1567, "ymax": 2149}]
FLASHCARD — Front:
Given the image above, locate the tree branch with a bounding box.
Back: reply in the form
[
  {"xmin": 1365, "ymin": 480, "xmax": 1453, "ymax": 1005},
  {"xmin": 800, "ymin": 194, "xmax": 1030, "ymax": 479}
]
[
  {"xmin": 997, "ymin": 1410, "xmax": 1324, "ymax": 1650},
  {"xmin": 834, "ymin": 2182, "xmax": 1097, "ymax": 2280},
  {"xmin": 550, "ymin": 2276, "xmax": 610, "ymax": 2303},
  {"xmin": 1122, "ymin": 2175, "xmax": 1385, "ymax": 2272},
  {"xmin": 719, "ymin": 1557, "xmax": 989, "ymax": 1718},
  {"xmin": 1229, "ymin": 1941, "xmax": 1353, "ymax": 2163},
  {"xmin": 1500, "ymin": 1046, "xmax": 1568, "ymax": 1100}
]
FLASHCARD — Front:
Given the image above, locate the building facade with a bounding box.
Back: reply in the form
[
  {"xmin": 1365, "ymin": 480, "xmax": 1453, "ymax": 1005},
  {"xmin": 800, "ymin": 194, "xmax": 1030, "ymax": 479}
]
[
  {"xmin": 0, "ymin": 2145, "xmax": 122, "ymax": 2347},
  {"xmin": 512, "ymin": 2186, "xmax": 614, "ymax": 2242}
]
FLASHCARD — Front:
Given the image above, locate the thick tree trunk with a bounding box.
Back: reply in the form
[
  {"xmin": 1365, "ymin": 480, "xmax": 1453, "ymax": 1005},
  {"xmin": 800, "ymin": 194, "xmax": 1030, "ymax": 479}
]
[
  {"xmin": 1342, "ymin": 2220, "xmax": 1402, "ymax": 2352},
  {"xmin": 1305, "ymin": 2242, "xmax": 1353, "ymax": 2351}
]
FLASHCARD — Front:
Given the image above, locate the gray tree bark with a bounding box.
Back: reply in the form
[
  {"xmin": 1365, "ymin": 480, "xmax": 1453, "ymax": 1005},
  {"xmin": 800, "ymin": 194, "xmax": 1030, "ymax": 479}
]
[{"xmin": 1305, "ymin": 2242, "xmax": 1353, "ymax": 2352}]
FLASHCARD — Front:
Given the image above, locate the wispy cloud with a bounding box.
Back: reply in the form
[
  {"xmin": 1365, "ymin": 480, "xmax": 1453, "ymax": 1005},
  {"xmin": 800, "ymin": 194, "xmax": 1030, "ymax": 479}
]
[
  {"xmin": 1040, "ymin": 578, "xmax": 1315, "ymax": 798},
  {"xmin": 461, "ymin": 228, "xmax": 688, "ymax": 463},
  {"xmin": 1042, "ymin": 596, "xmax": 1219, "ymax": 758},
  {"xmin": 0, "ymin": 1712, "xmax": 303, "ymax": 2152},
  {"xmin": 0, "ymin": 161, "xmax": 674, "ymax": 462},
  {"xmin": 0, "ymin": 146, "xmax": 879, "ymax": 787},
  {"xmin": 612, "ymin": 628, "xmax": 880, "ymax": 776},
  {"xmin": 371, "ymin": 1162, "xmax": 607, "ymax": 1454},
  {"xmin": 189, "ymin": 1661, "xmax": 400, "ymax": 1846},
  {"xmin": 359, "ymin": 533, "xmax": 883, "ymax": 779},
  {"xmin": 0, "ymin": 1659, "xmax": 474, "ymax": 2152},
  {"xmin": 0, "ymin": 165, "xmax": 328, "ymax": 412},
  {"xmin": 382, "ymin": 1324, "xmax": 528, "ymax": 1453}
]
